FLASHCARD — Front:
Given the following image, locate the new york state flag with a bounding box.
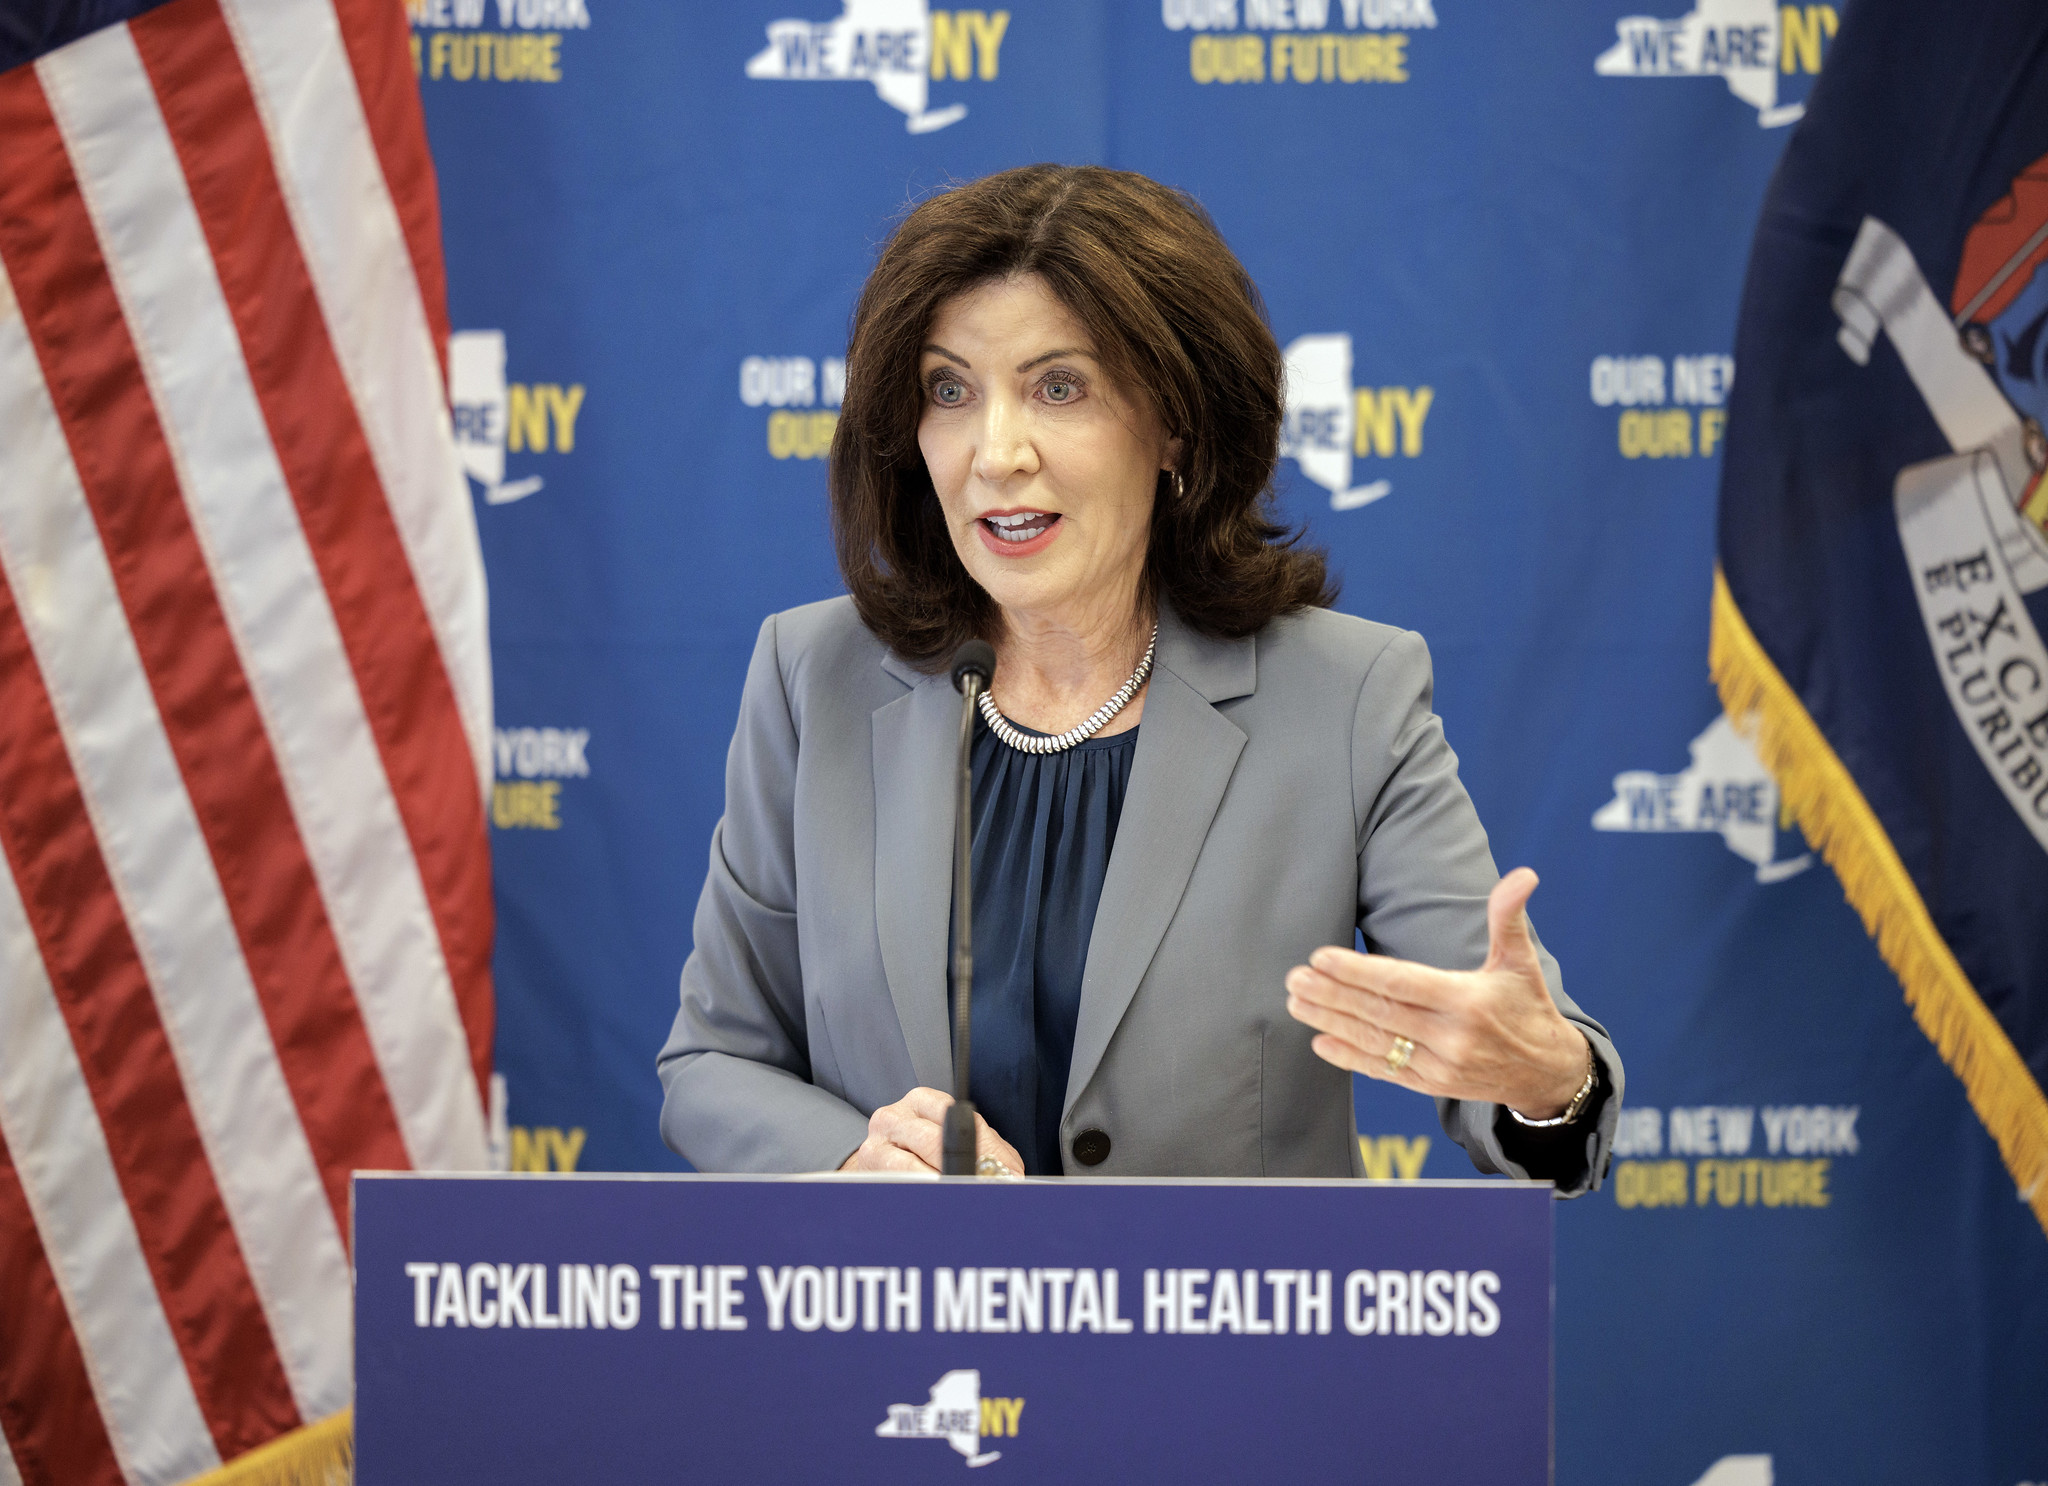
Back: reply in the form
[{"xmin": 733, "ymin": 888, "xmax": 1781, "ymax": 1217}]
[{"xmin": 1714, "ymin": 0, "xmax": 2048, "ymax": 1232}]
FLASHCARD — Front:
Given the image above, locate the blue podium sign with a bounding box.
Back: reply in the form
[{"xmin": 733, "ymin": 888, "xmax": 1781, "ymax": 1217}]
[{"xmin": 353, "ymin": 1174, "xmax": 1552, "ymax": 1482}]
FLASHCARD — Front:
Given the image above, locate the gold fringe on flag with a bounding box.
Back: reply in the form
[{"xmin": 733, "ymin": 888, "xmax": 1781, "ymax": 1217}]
[
  {"xmin": 179, "ymin": 1410, "xmax": 351, "ymax": 1486},
  {"xmin": 1710, "ymin": 568, "xmax": 2048, "ymax": 1236}
]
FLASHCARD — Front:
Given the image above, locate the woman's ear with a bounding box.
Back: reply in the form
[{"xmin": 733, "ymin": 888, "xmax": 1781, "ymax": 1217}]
[{"xmin": 1161, "ymin": 434, "xmax": 1185, "ymax": 471}]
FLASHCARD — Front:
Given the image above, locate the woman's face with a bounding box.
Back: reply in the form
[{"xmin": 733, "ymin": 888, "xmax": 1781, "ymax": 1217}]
[{"xmin": 917, "ymin": 274, "xmax": 1178, "ymax": 633}]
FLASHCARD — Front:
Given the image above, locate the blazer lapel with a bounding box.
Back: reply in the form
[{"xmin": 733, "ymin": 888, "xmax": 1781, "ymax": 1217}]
[
  {"xmin": 871, "ymin": 659, "xmax": 958, "ymax": 1092},
  {"xmin": 1064, "ymin": 613, "xmax": 1254, "ymax": 1115}
]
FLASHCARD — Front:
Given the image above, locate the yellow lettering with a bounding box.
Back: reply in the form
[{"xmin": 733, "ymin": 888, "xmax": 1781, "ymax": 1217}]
[
  {"xmin": 1391, "ymin": 386, "xmax": 1433, "ymax": 456},
  {"xmin": 969, "ymin": 11, "xmax": 1008, "ymax": 79},
  {"xmin": 1304, "ymin": 34, "xmax": 1327, "ymax": 81},
  {"xmin": 1619, "ymin": 410, "xmax": 1645, "ymax": 457},
  {"xmin": 420, "ymin": 31, "xmax": 564, "ymax": 83},
  {"xmin": 1208, "ymin": 33, "xmax": 1403, "ymax": 84},
  {"xmin": 1614, "ymin": 1160, "xmax": 1641, "ymax": 1207},
  {"xmin": 410, "ymin": 33, "xmax": 423, "ymax": 76},
  {"xmin": 1358, "ymin": 1134, "xmax": 1428, "ymax": 1178},
  {"xmin": 1675, "ymin": 1158, "xmax": 1833, "ymax": 1208},
  {"xmin": 545, "ymin": 1127, "xmax": 588, "ymax": 1172},
  {"xmin": 1340, "ymin": 34, "xmax": 1404, "ymax": 82},
  {"xmin": 1388, "ymin": 1133, "xmax": 1429, "ymax": 1179},
  {"xmin": 492, "ymin": 780, "xmax": 561, "ymax": 830},
  {"xmin": 1355, "ymin": 389, "xmax": 1397, "ymax": 457},
  {"xmin": 1190, "ymin": 35, "xmax": 1264, "ymax": 84},
  {"xmin": 1779, "ymin": 5, "xmax": 1836, "ymax": 74},
  {"xmin": 545, "ymin": 383, "xmax": 586, "ymax": 452},
  {"xmin": 510, "ymin": 1126, "xmax": 546, "ymax": 1172},
  {"xmin": 1713, "ymin": 1160, "xmax": 1741, "ymax": 1206},
  {"xmin": 930, "ymin": 11, "xmax": 974, "ymax": 79},
  {"xmin": 978, "ymin": 1398, "xmax": 1023, "ymax": 1436},
  {"xmin": 508, "ymin": 384, "xmax": 548, "ymax": 453},
  {"xmin": 1618, "ymin": 408, "xmax": 1693, "ymax": 458},
  {"xmin": 1699, "ymin": 406, "xmax": 1726, "ymax": 458},
  {"xmin": 1664, "ymin": 409, "xmax": 1693, "ymax": 456},
  {"xmin": 510, "ymin": 1126, "xmax": 588, "ymax": 1171},
  {"xmin": 504, "ymin": 383, "xmax": 585, "ymax": 451},
  {"xmin": 767, "ymin": 410, "xmax": 839, "ymax": 460},
  {"xmin": 1613, "ymin": 1159, "xmax": 1690, "ymax": 1208}
]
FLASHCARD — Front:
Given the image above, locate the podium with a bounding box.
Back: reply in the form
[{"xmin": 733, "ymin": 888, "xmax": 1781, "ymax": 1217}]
[{"xmin": 353, "ymin": 1173, "xmax": 1552, "ymax": 1482}]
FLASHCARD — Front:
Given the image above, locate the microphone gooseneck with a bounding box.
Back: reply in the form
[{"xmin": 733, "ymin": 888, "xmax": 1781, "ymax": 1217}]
[{"xmin": 943, "ymin": 639, "xmax": 995, "ymax": 1176}]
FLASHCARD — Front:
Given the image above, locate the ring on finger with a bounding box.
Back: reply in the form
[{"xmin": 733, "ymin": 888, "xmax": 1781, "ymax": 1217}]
[{"xmin": 1385, "ymin": 1034, "xmax": 1416, "ymax": 1073}]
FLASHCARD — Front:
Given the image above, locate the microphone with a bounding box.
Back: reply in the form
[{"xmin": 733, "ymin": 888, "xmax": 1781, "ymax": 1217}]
[
  {"xmin": 943, "ymin": 639, "xmax": 995, "ymax": 1176},
  {"xmin": 950, "ymin": 639, "xmax": 995, "ymax": 694}
]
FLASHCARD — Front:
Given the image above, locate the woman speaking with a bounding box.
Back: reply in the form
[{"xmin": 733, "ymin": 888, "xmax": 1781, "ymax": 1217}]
[{"xmin": 657, "ymin": 165, "xmax": 1622, "ymax": 1191}]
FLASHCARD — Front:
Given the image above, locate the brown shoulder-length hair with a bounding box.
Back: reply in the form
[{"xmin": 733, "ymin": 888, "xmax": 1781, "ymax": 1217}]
[{"xmin": 830, "ymin": 163, "xmax": 1335, "ymax": 669}]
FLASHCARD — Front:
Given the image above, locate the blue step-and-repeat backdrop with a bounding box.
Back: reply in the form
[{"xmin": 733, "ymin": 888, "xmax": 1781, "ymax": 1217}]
[{"xmin": 408, "ymin": 2, "xmax": 2048, "ymax": 1480}]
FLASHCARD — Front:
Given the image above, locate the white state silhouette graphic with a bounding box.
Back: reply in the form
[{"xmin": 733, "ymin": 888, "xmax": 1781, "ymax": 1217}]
[
  {"xmin": 1281, "ymin": 333, "xmax": 1391, "ymax": 512},
  {"xmin": 449, "ymin": 330, "xmax": 543, "ymax": 506},
  {"xmin": 1689, "ymin": 1455, "xmax": 1772, "ymax": 1486},
  {"xmin": 875, "ymin": 1368, "xmax": 1000, "ymax": 1467},
  {"xmin": 745, "ymin": 0, "xmax": 968, "ymax": 133},
  {"xmin": 1594, "ymin": 0, "xmax": 1804, "ymax": 127},
  {"xmin": 1593, "ymin": 715, "xmax": 1811, "ymax": 883}
]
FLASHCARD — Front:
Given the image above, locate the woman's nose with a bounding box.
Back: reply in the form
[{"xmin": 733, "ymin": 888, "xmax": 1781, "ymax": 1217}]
[{"xmin": 972, "ymin": 395, "xmax": 1037, "ymax": 483}]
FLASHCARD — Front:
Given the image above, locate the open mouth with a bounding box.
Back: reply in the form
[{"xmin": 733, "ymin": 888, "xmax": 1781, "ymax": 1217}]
[
  {"xmin": 975, "ymin": 510, "xmax": 1063, "ymax": 557},
  {"xmin": 982, "ymin": 510, "xmax": 1059, "ymax": 543}
]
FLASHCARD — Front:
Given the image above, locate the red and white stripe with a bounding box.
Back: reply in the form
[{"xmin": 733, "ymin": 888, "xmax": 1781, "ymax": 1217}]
[{"xmin": 0, "ymin": 2, "xmax": 491, "ymax": 1481}]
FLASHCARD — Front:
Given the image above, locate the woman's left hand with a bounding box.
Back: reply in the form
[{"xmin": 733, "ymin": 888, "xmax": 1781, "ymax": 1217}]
[{"xmin": 1283, "ymin": 868, "xmax": 1590, "ymax": 1119}]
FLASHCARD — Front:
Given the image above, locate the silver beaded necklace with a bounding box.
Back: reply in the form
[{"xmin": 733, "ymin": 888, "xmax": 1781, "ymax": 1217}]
[{"xmin": 977, "ymin": 624, "xmax": 1158, "ymax": 755}]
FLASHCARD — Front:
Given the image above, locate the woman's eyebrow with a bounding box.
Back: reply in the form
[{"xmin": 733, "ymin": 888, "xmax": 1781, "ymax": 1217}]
[
  {"xmin": 923, "ymin": 343, "xmax": 970, "ymax": 368},
  {"xmin": 1017, "ymin": 347, "xmax": 1095, "ymax": 372}
]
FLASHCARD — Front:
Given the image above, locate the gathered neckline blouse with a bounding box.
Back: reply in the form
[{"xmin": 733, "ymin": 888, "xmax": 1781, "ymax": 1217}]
[{"xmin": 952, "ymin": 715, "xmax": 1138, "ymax": 1175}]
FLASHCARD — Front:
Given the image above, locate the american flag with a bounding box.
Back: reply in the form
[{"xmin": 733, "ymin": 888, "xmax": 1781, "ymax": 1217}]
[{"xmin": 0, "ymin": 1, "xmax": 494, "ymax": 1482}]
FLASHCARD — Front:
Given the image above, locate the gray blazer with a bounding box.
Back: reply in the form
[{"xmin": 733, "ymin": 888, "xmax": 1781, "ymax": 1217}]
[{"xmin": 657, "ymin": 598, "xmax": 1622, "ymax": 1193}]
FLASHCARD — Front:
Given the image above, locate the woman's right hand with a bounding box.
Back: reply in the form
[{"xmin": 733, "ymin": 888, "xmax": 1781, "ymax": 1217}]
[{"xmin": 838, "ymin": 1087, "xmax": 1025, "ymax": 1175}]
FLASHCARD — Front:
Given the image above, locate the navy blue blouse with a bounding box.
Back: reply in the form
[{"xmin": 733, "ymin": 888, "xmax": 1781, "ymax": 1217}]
[{"xmin": 952, "ymin": 717, "xmax": 1137, "ymax": 1176}]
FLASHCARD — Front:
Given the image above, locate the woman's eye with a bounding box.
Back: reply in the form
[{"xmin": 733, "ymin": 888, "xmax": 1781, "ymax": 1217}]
[
  {"xmin": 1040, "ymin": 374, "xmax": 1083, "ymax": 404},
  {"xmin": 930, "ymin": 378, "xmax": 966, "ymax": 406}
]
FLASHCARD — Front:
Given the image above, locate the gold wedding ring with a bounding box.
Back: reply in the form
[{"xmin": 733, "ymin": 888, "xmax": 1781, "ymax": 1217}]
[{"xmin": 1385, "ymin": 1035, "xmax": 1416, "ymax": 1073}]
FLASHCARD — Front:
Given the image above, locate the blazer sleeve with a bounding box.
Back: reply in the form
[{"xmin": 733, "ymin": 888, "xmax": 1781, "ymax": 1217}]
[
  {"xmin": 655, "ymin": 613, "xmax": 872, "ymax": 1172},
  {"xmin": 1352, "ymin": 629, "xmax": 1624, "ymax": 1197}
]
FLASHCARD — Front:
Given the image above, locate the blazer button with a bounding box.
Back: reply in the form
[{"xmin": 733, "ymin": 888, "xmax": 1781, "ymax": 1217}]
[{"xmin": 1070, "ymin": 1129, "xmax": 1111, "ymax": 1167}]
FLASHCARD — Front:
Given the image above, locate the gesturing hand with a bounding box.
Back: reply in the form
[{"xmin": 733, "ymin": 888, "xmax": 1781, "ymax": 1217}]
[
  {"xmin": 1283, "ymin": 869, "xmax": 1590, "ymax": 1120},
  {"xmin": 838, "ymin": 1087, "xmax": 1026, "ymax": 1176}
]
